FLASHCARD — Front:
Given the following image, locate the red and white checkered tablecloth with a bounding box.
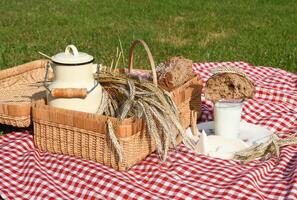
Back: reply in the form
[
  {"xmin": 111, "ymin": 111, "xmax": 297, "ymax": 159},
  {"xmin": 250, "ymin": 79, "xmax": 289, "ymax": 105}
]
[{"xmin": 0, "ymin": 62, "xmax": 297, "ymax": 199}]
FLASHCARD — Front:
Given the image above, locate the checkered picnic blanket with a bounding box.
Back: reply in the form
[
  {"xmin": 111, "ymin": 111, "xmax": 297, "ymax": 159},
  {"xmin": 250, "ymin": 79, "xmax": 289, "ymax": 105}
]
[{"xmin": 0, "ymin": 62, "xmax": 296, "ymax": 199}]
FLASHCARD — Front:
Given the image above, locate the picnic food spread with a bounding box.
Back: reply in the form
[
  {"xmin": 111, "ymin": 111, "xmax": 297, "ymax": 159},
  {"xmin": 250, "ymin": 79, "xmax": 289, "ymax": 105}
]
[
  {"xmin": 1, "ymin": 40, "xmax": 295, "ymax": 171},
  {"xmin": 1, "ymin": 56, "xmax": 297, "ymax": 199}
]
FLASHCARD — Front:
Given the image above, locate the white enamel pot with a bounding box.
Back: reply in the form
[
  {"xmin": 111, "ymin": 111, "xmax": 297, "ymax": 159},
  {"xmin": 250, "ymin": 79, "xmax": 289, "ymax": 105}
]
[{"xmin": 44, "ymin": 45, "xmax": 103, "ymax": 113}]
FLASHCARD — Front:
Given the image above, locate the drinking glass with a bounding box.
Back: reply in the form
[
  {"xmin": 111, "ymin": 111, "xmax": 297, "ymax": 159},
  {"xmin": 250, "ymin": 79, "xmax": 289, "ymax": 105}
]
[{"xmin": 214, "ymin": 100, "xmax": 244, "ymax": 139}]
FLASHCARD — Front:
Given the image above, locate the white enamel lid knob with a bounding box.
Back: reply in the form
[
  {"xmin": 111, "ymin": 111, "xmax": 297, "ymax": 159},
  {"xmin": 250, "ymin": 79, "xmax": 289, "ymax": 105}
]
[{"xmin": 51, "ymin": 45, "xmax": 94, "ymax": 65}]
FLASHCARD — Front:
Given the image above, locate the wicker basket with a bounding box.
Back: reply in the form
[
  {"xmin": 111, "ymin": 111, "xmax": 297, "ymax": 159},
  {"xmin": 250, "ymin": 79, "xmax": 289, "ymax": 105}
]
[
  {"xmin": 0, "ymin": 60, "xmax": 51, "ymax": 127},
  {"xmin": 33, "ymin": 40, "xmax": 203, "ymax": 170}
]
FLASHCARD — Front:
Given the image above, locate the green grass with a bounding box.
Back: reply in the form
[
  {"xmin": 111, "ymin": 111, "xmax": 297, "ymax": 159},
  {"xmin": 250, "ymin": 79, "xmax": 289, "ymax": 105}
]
[{"xmin": 0, "ymin": 0, "xmax": 296, "ymax": 72}]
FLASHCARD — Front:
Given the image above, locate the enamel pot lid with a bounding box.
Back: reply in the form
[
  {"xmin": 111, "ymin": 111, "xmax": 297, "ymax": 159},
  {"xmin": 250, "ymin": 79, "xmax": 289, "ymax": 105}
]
[{"xmin": 51, "ymin": 45, "xmax": 94, "ymax": 65}]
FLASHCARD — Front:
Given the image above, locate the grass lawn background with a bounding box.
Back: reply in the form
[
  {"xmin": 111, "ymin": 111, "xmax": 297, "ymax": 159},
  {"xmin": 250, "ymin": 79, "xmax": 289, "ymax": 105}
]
[{"xmin": 0, "ymin": 0, "xmax": 296, "ymax": 72}]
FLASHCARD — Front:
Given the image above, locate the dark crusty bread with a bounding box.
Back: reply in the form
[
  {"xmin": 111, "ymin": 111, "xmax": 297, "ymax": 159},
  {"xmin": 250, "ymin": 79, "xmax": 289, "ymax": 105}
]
[
  {"xmin": 156, "ymin": 57, "xmax": 195, "ymax": 90},
  {"xmin": 205, "ymin": 73, "xmax": 255, "ymax": 102}
]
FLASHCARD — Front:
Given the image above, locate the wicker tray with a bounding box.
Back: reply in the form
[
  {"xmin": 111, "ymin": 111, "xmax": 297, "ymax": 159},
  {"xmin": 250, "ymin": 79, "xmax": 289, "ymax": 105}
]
[
  {"xmin": 33, "ymin": 40, "xmax": 203, "ymax": 170},
  {"xmin": 0, "ymin": 60, "xmax": 52, "ymax": 127}
]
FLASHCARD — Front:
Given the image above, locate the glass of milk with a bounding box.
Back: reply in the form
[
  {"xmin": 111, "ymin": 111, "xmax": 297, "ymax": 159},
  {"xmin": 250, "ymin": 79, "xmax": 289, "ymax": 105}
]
[{"xmin": 214, "ymin": 100, "xmax": 244, "ymax": 139}]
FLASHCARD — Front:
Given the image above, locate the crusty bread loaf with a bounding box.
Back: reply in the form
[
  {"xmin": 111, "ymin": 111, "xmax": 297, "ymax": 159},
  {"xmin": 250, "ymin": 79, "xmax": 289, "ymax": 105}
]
[
  {"xmin": 156, "ymin": 57, "xmax": 195, "ymax": 90},
  {"xmin": 205, "ymin": 73, "xmax": 255, "ymax": 102}
]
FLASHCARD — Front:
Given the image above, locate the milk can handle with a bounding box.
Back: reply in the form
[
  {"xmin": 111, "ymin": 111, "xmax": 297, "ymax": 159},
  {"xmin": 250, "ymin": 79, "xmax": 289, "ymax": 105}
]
[{"xmin": 43, "ymin": 62, "xmax": 100, "ymax": 98}]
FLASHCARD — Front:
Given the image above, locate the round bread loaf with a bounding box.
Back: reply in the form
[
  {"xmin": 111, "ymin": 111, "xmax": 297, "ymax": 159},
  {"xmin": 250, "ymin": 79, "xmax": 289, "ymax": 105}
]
[
  {"xmin": 205, "ymin": 73, "xmax": 255, "ymax": 102},
  {"xmin": 156, "ymin": 56, "xmax": 194, "ymax": 90}
]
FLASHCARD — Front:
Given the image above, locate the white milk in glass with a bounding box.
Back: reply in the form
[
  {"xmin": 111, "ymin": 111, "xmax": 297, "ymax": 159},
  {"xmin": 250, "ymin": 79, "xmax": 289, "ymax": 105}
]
[{"xmin": 214, "ymin": 100, "xmax": 243, "ymax": 139}]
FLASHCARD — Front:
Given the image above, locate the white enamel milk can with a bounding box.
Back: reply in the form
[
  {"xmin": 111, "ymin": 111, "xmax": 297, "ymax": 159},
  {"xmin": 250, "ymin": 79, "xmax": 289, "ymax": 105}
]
[{"xmin": 44, "ymin": 45, "xmax": 103, "ymax": 113}]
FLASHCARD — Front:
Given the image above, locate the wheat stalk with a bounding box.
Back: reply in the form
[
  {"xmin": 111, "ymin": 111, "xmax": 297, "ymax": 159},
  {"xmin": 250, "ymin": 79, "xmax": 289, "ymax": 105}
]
[{"xmin": 107, "ymin": 119, "xmax": 123, "ymax": 163}]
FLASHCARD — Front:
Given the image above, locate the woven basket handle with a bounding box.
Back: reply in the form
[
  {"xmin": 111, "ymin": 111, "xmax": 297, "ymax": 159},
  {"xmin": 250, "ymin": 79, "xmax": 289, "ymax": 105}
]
[{"xmin": 128, "ymin": 40, "xmax": 158, "ymax": 86}]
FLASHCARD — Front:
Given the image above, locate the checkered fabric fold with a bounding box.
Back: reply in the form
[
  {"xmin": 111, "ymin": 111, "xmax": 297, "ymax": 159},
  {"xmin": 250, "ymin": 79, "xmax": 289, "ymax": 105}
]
[{"xmin": 0, "ymin": 62, "xmax": 296, "ymax": 199}]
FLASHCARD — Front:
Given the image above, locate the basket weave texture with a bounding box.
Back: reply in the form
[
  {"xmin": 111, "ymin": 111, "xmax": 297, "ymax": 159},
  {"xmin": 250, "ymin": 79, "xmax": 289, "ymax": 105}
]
[
  {"xmin": 0, "ymin": 60, "xmax": 51, "ymax": 127},
  {"xmin": 33, "ymin": 40, "xmax": 203, "ymax": 170}
]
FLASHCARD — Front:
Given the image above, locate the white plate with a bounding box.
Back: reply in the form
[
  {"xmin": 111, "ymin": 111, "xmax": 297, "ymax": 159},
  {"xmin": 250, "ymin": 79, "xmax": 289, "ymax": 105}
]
[
  {"xmin": 184, "ymin": 121, "xmax": 273, "ymax": 159},
  {"xmin": 198, "ymin": 121, "xmax": 272, "ymax": 146},
  {"xmin": 205, "ymin": 135, "xmax": 249, "ymax": 159}
]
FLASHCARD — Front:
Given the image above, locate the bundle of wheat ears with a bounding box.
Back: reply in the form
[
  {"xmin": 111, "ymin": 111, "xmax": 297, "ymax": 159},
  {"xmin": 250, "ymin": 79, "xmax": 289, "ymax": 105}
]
[
  {"xmin": 94, "ymin": 69, "xmax": 190, "ymax": 162},
  {"xmin": 234, "ymin": 133, "xmax": 297, "ymax": 164}
]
